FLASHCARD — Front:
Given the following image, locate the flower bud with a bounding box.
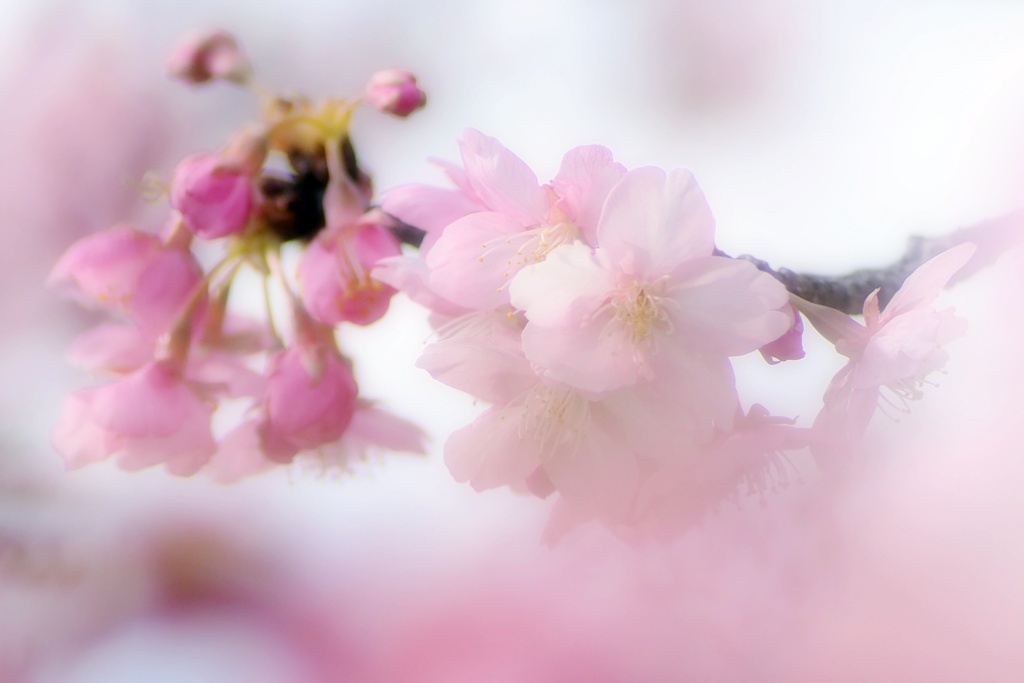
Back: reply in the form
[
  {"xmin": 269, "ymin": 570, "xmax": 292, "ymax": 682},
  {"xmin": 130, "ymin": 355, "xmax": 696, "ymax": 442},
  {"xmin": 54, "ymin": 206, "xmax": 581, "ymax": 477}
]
[
  {"xmin": 363, "ymin": 69, "xmax": 426, "ymax": 118},
  {"xmin": 257, "ymin": 336, "xmax": 359, "ymax": 463},
  {"xmin": 166, "ymin": 29, "xmax": 251, "ymax": 85},
  {"xmin": 171, "ymin": 152, "xmax": 255, "ymax": 239}
]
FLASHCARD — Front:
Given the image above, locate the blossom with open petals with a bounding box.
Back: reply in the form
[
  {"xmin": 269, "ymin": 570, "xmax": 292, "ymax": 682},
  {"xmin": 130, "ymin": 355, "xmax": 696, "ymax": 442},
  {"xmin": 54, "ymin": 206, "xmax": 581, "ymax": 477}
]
[
  {"xmin": 52, "ymin": 360, "xmax": 216, "ymax": 476},
  {"xmin": 510, "ymin": 167, "xmax": 790, "ymax": 403},
  {"xmin": 49, "ymin": 224, "xmax": 203, "ymax": 332},
  {"xmin": 381, "ymin": 129, "xmax": 627, "ymax": 312},
  {"xmin": 797, "ymin": 242, "xmax": 975, "ymax": 461},
  {"xmin": 298, "ymin": 211, "xmax": 401, "ymax": 325}
]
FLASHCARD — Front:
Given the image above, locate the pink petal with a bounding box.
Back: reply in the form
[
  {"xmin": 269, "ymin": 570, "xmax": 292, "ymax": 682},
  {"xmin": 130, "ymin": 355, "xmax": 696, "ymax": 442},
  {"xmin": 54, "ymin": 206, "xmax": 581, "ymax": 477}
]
[
  {"xmin": 207, "ymin": 421, "xmax": 275, "ymax": 484},
  {"xmin": 258, "ymin": 346, "xmax": 358, "ymax": 461},
  {"xmin": 459, "ymin": 129, "xmax": 548, "ymax": 226},
  {"xmin": 444, "ymin": 403, "xmax": 544, "ymax": 490},
  {"xmin": 852, "ymin": 307, "xmax": 962, "ymax": 390},
  {"xmin": 509, "ymin": 242, "xmax": 613, "ymax": 326},
  {"xmin": 51, "ymin": 390, "xmax": 111, "ymax": 469},
  {"xmin": 67, "ymin": 322, "xmax": 152, "ymax": 373},
  {"xmin": 759, "ymin": 304, "xmax": 806, "ymax": 363},
  {"xmin": 667, "ymin": 256, "xmax": 790, "ymax": 356},
  {"xmin": 596, "ymin": 167, "xmax": 716, "ymax": 277},
  {"xmin": 130, "ymin": 244, "xmax": 204, "ymax": 332},
  {"xmin": 170, "ymin": 152, "xmax": 254, "ymax": 239},
  {"xmin": 881, "ymin": 242, "xmax": 976, "ymax": 322},
  {"xmin": 425, "ymin": 211, "xmax": 527, "ymax": 310},
  {"xmin": 541, "ymin": 415, "xmax": 641, "ymax": 524},
  {"xmin": 371, "ymin": 254, "xmax": 466, "ymax": 316},
  {"xmin": 48, "ymin": 224, "xmax": 158, "ymax": 311},
  {"xmin": 417, "ymin": 314, "xmax": 537, "ymax": 403},
  {"xmin": 381, "ymin": 183, "xmax": 485, "ymax": 236},
  {"xmin": 791, "ymin": 294, "xmax": 868, "ymax": 348},
  {"xmin": 550, "ymin": 145, "xmax": 626, "ymax": 245},
  {"xmin": 298, "ymin": 221, "xmax": 400, "ymax": 326},
  {"xmin": 345, "ymin": 401, "xmax": 428, "ymax": 455}
]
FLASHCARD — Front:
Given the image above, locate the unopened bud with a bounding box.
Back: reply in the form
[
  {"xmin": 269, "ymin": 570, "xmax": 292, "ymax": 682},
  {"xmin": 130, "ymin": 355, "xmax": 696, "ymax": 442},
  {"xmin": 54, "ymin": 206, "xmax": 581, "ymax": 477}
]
[
  {"xmin": 363, "ymin": 69, "xmax": 426, "ymax": 118},
  {"xmin": 171, "ymin": 153, "xmax": 254, "ymax": 239},
  {"xmin": 166, "ymin": 29, "xmax": 252, "ymax": 85}
]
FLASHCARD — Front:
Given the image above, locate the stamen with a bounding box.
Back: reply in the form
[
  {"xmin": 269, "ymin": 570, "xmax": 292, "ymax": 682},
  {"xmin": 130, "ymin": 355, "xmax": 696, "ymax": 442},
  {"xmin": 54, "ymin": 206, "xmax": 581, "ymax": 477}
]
[{"xmin": 516, "ymin": 386, "xmax": 589, "ymax": 461}]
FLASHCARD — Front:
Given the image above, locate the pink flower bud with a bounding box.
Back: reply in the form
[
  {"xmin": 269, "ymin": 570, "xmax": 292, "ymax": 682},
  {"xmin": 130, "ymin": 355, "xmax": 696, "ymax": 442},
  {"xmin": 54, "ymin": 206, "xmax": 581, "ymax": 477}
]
[
  {"xmin": 363, "ymin": 68, "xmax": 426, "ymax": 118},
  {"xmin": 171, "ymin": 152, "xmax": 255, "ymax": 239},
  {"xmin": 165, "ymin": 29, "xmax": 252, "ymax": 85}
]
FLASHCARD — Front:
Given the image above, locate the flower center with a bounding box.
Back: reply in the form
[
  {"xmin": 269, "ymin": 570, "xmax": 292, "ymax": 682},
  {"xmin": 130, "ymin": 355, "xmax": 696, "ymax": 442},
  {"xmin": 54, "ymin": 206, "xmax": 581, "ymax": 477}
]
[
  {"xmin": 480, "ymin": 220, "xmax": 581, "ymax": 294},
  {"xmin": 517, "ymin": 385, "xmax": 589, "ymax": 460},
  {"xmin": 612, "ymin": 279, "xmax": 672, "ymax": 347}
]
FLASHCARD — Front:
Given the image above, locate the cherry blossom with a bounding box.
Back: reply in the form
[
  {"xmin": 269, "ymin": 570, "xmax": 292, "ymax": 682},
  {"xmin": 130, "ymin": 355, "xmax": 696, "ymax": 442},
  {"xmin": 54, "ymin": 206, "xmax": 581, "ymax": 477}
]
[
  {"xmin": 796, "ymin": 242, "xmax": 976, "ymax": 461},
  {"xmin": 50, "ymin": 30, "xmax": 426, "ymax": 479},
  {"xmin": 510, "ymin": 167, "xmax": 790, "ymax": 397},
  {"xmin": 52, "ymin": 360, "xmax": 216, "ymax": 476},
  {"xmin": 49, "ymin": 224, "xmax": 204, "ymax": 332},
  {"xmin": 381, "ymin": 130, "xmax": 626, "ymax": 311},
  {"xmin": 405, "ymin": 154, "xmax": 799, "ymax": 529},
  {"xmin": 298, "ymin": 211, "xmax": 402, "ymax": 325}
]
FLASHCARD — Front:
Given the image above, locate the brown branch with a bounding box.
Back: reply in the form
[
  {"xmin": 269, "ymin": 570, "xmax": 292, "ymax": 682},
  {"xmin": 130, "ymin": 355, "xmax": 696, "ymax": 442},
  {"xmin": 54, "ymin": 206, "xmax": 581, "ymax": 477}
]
[{"xmin": 727, "ymin": 212, "xmax": 1023, "ymax": 313}]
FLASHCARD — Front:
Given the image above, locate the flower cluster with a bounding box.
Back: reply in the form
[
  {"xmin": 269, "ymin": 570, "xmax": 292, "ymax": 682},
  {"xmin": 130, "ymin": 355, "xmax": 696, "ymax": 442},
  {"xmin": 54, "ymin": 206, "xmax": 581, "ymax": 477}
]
[
  {"xmin": 378, "ymin": 130, "xmax": 819, "ymax": 535},
  {"xmin": 376, "ymin": 129, "xmax": 978, "ymax": 535},
  {"xmin": 50, "ymin": 30, "xmax": 426, "ymax": 479},
  {"xmin": 48, "ymin": 30, "xmax": 977, "ymax": 539}
]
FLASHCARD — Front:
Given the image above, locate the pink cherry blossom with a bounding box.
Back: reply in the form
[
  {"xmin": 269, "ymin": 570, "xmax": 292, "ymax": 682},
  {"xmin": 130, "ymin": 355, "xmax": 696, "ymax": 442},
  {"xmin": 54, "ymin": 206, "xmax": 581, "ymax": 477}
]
[
  {"xmin": 509, "ymin": 166, "xmax": 790, "ymax": 398},
  {"xmin": 52, "ymin": 360, "xmax": 216, "ymax": 476},
  {"xmin": 49, "ymin": 224, "xmax": 204, "ymax": 332},
  {"xmin": 298, "ymin": 212, "xmax": 402, "ymax": 326},
  {"xmin": 442, "ymin": 378, "xmax": 643, "ymax": 523},
  {"xmin": 632, "ymin": 404, "xmax": 811, "ymax": 539},
  {"xmin": 400, "ymin": 130, "xmax": 626, "ymax": 311},
  {"xmin": 417, "ymin": 310, "xmax": 767, "ymax": 526},
  {"xmin": 170, "ymin": 152, "xmax": 255, "ymax": 239},
  {"xmin": 397, "ymin": 146, "xmax": 800, "ymax": 529},
  {"xmin": 363, "ymin": 68, "xmax": 427, "ymax": 118},
  {"xmin": 797, "ymin": 242, "xmax": 976, "ymax": 459}
]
